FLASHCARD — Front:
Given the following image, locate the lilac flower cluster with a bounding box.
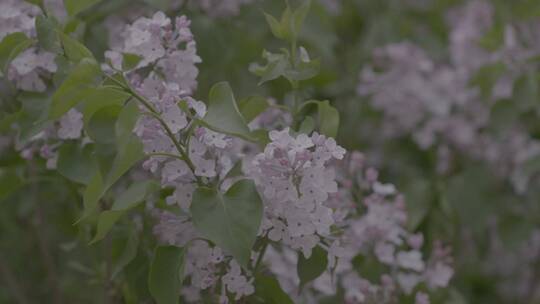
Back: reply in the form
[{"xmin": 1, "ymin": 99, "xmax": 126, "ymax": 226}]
[
  {"xmin": 1, "ymin": 0, "xmax": 58, "ymax": 92},
  {"xmin": 262, "ymin": 152, "xmax": 453, "ymax": 303},
  {"xmin": 248, "ymin": 128, "xmax": 345, "ymax": 257},
  {"xmin": 1, "ymin": 0, "xmax": 86, "ymax": 165},
  {"xmin": 357, "ymin": 0, "xmax": 540, "ymax": 192}
]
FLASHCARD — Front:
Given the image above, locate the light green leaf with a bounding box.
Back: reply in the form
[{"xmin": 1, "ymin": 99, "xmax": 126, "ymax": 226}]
[
  {"xmin": 122, "ymin": 53, "xmax": 142, "ymax": 71},
  {"xmin": 148, "ymin": 246, "xmax": 185, "ymax": 304},
  {"xmin": 297, "ymin": 246, "xmax": 328, "ymax": 288},
  {"xmin": 284, "ymin": 58, "xmax": 320, "ymax": 81},
  {"xmin": 317, "ymin": 100, "xmax": 339, "ymax": 138},
  {"xmin": 59, "ymin": 32, "xmax": 95, "ymax": 62},
  {"xmin": 191, "ymin": 179, "xmax": 263, "ymax": 268},
  {"xmin": 291, "ymin": 0, "xmax": 311, "ymax": 40},
  {"xmin": 264, "ymin": 13, "xmax": 285, "ymax": 39},
  {"xmin": 0, "ymin": 32, "xmax": 33, "ymax": 74},
  {"xmin": 238, "ymin": 96, "xmax": 269, "ymax": 123},
  {"xmin": 64, "ymin": 0, "xmax": 102, "ymax": 16},
  {"xmin": 299, "ymin": 116, "xmax": 315, "ymax": 134},
  {"xmin": 201, "ymin": 82, "xmax": 253, "ymax": 140},
  {"xmin": 90, "ymin": 181, "xmax": 157, "ymax": 243},
  {"xmin": 49, "ymin": 58, "xmax": 101, "ymax": 119},
  {"xmin": 56, "ymin": 143, "xmax": 97, "ymax": 184},
  {"xmin": 250, "ymin": 51, "xmax": 290, "ymax": 85},
  {"xmin": 253, "ymin": 275, "xmax": 294, "ymax": 304}
]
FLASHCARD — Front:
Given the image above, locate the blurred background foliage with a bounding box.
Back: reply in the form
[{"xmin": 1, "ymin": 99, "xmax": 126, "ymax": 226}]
[{"xmin": 1, "ymin": 0, "xmax": 540, "ymax": 303}]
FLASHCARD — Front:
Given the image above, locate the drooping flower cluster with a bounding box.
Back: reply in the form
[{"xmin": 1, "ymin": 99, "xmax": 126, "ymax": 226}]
[
  {"xmin": 248, "ymin": 128, "xmax": 345, "ymax": 257},
  {"xmin": 262, "ymin": 151, "xmax": 453, "ymax": 303}
]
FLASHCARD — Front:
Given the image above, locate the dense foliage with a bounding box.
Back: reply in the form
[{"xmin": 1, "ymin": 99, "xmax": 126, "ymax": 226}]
[{"xmin": 0, "ymin": 0, "xmax": 539, "ymax": 303}]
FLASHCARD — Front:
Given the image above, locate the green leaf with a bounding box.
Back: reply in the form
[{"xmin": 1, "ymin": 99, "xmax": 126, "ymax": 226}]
[
  {"xmin": 79, "ymin": 171, "xmax": 104, "ymax": 221},
  {"xmin": 82, "ymin": 87, "xmax": 131, "ymax": 125},
  {"xmin": 106, "ymin": 135, "xmax": 144, "ymax": 189},
  {"xmin": 264, "ymin": 13, "xmax": 285, "ymax": 39},
  {"xmin": 115, "ymin": 100, "xmax": 140, "ymax": 147},
  {"xmin": 191, "ymin": 179, "xmax": 263, "ymax": 268},
  {"xmin": 59, "ymin": 32, "xmax": 95, "ymax": 62},
  {"xmin": 86, "ymin": 105, "xmax": 122, "ymax": 144},
  {"xmin": 35, "ymin": 15, "xmax": 62, "ymax": 53},
  {"xmin": 56, "ymin": 143, "xmax": 97, "ymax": 184},
  {"xmin": 16, "ymin": 92, "xmax": 53, "ymax": 143},
  {"xmin": 201, "ymin": 82, "xmax": 253, "ymax": 140},
  {"xmin": 238, "ymin": 96, "xmax": 269, "ymax": 123},
  {"xmin": 0, "ymin": 32, "xmax": 33, "ymax": 74},
  {"xmin": 90, "ymin": 181, "xmax": 157, "ymax": 243},
  {"xmin": 253, "ymin": 275, "xmax": 294, "ymax": 304},
  {"xmin": 112, "ymin": 228, "xmax": 139, "ymax": 279},
  {"xmin": 122, "ymin": 53, "xmax": 142, "ymax": 71},
  {"xmin": 148, "ymin": 246, "xmax": 185, "ymax": 304},
  {"xmin": 250, "ymin": 50, "xmax": 290, "ymax": 85},
  {"xmin": 317, "ymin": 100, "xmax": 339, "ymax": 138},
  {"xmin": 284, "ymin": 58, "xmax": 320, "ymax": 82},
  {"xmin": 64, "ymin": 0, "xmax": 102, "ymax": 16},
  {"xmin": 297, "ymin": 246, "xmax": 328, "ymax": 288},
  {"xmin": 79, "ymin": 136, "xmax": 143, "ymax": 221},
  {"xmin": 291, "ymin": 0, "xmax": 311, "ymax": 40},
  {"xmin": 49, "ymin": 58, "xmax": 101, "ymax": 119},
  {"xmin": 299, "ymin": 116, "xmax": 315, "ymax": 134}
]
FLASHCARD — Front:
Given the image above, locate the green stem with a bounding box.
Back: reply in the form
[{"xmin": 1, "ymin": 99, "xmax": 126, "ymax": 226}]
[
  {"xmin": 253, "ymin": 239, "xmax": 269, "ymax": 273},
  {"xmin": 105, "ymin": 73, "xmax": 204, "ymax": 185}
]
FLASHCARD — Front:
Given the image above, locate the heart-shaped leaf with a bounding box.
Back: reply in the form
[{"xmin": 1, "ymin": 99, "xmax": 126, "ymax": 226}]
[
  {"xmin": 191, "ymin": 179, "xmax": 263, "ymax": 268},
  {"xmin": 201, "ymin": 82, "xmax": 253, "ymax": 141},
  {"xmin": 297, "ymin": 245, "xmax": 328, "ymax": 288}
]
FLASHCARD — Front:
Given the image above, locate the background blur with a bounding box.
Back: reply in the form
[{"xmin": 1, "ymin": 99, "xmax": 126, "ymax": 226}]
[{"xmin": 1, "ymin": 0, "xmax": 540, "ymax": 303}]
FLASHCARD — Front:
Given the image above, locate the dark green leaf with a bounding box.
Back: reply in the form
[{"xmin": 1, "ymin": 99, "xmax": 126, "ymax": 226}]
[
  {"xmin": 82, "ymin": 87, "xmax": 130, "ymax": 125},
  {"xmin": 90, "ymin": 181, "xmax": 157, "ymax": 243},
  {"xmin": 35, "ymin": 15, "xmax": 62, "ymax": 53},
  {"xmin": 148, "ymin": 246, "xmax": 185, "ymax": 304},
  {"xmin": 49, "ymin": 58, "xmax": 101, "ymax": 119},
  {"xmin": 0, "ymin": 32, "xmax": 33, "ymax": 73},
  {"xmin": 112, "ymin": 228, "xmax": 139, "ymax": 278},
  {"xmin": 297, "ymin": 245, "xmax": 328, "ymax": 288},
  {"xmin": 253, "ymin": 275, "xmax": 294, "ymax": 304},
  {"xmin": 56, "ymin": 143, "xmax": 97, "ymax": 184},
  {"xmin": 191, "ymin": 179, "xmax": 263, "ymax": 268},
  {"xmin": 86, "ymin": 105, "xmax": 122, "ymax": 144},
  {"xmin": 64, "ymin": 0, "xmax": 102, "ymax": 16}
]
